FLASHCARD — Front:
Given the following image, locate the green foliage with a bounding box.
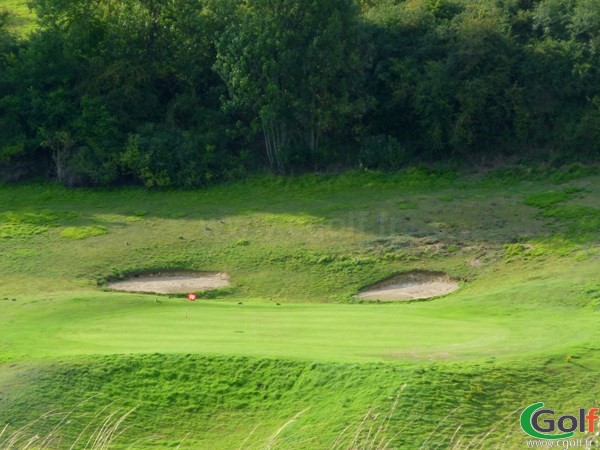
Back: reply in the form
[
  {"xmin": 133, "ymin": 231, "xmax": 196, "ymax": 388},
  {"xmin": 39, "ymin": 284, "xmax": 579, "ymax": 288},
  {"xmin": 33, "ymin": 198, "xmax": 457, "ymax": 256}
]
[
  {"xmin": 215, "ymin": 0, "xmax": 367, "ymax": 173},
  {"xmin": 533, "ymin": 0, "xmax": 574, "ymax": 38},
  {"xmin": 359, "ymin": 134, "xmax": 405, "ymax": 170},
  {"xmin": 0, "ymin": 0, "xmax": 599, "ymax": 184},
  {"xmin": 121, "ymin": 125, "xmax": 230, "ymax": 188}
]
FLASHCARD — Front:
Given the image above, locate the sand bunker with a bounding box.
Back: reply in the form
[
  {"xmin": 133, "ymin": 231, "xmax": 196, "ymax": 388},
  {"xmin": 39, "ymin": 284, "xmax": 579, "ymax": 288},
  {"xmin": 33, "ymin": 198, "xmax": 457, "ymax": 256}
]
[
  {"xmin": 106, "ymin": 271, "xmax": 230, "ymax": 294},
  {"xmin": 358, "ymin": 271, "xmax": 459, "ymax": 302}
]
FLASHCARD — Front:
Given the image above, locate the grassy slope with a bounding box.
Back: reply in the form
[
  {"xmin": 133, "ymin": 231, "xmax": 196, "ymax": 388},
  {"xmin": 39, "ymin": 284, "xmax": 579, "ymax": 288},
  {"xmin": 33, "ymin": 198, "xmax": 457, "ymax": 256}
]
[
  {"xmin": 0, "ymin": 0, "xmax": 35, "ymax": 35},
  {"xmin": 1, "ymin": 169, "xmax": 599, "ymax": 448}
]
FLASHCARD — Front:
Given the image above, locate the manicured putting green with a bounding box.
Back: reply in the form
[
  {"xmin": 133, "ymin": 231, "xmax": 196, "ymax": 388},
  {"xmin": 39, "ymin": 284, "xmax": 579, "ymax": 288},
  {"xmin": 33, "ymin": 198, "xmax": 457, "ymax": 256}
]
[{"xmin": 1, "ymin": 258, "xmax": 597, "ymax": 363}]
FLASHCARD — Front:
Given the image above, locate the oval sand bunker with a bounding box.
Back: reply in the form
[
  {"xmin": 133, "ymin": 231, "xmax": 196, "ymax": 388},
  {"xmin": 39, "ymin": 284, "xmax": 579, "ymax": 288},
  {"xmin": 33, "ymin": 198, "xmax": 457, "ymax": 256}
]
[
  {"xmin": 107, "ymin": 271, "xmax": 230, "ymax": 294},
  {"xmin": 358, "ymin": 271, "xmax": 459, "ymax": 302}
]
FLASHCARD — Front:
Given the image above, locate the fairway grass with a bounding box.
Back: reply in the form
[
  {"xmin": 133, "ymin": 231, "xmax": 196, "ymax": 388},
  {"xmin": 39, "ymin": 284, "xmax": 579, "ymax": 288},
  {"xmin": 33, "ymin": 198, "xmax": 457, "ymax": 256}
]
[{"xmin": 1, "ymin": 169, "xmax": 599, "ymax": 448}]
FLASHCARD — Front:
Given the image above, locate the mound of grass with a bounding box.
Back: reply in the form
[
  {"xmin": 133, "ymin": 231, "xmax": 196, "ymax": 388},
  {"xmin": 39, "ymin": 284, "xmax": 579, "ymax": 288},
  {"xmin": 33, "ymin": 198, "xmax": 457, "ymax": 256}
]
[
  {"xmin": 60, "ymin": 225, "xmax": 108, "ymax": 240},
  {"xmin": 0, "ymin": 222, "xmax": 50, "ymax": 239},
  {"xmin": 3, "ymin": 353, "xmax": 599, "ymax": 449},
  {"xmin": 0, "ymin": 210, "xmax": 66, "ymax": 239}
]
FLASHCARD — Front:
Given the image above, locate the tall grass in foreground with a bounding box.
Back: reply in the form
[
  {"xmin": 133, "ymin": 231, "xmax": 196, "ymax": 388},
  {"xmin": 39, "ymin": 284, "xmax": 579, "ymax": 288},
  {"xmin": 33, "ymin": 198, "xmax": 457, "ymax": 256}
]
[
  {"xmin": 3, "ymin": 397, "xmax": 599, "ymax": 449},
  {"xmin": 0, "ymin": 402, "xmax": 137, "ymax": 450},
  {"xmin": 330, "ymin": 387, "xmax": 405, "ymax": 450},
  {"xmin": 328, "ymin": 387, "xmax": 524, "ymax": 450}
]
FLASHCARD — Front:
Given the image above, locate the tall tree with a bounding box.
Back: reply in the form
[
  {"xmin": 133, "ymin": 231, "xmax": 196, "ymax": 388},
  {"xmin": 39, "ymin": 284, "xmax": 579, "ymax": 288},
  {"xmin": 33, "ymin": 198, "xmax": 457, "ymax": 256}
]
[{"xmin": 215, "ymin": 0, "xmax": 367, "ymax": 172}]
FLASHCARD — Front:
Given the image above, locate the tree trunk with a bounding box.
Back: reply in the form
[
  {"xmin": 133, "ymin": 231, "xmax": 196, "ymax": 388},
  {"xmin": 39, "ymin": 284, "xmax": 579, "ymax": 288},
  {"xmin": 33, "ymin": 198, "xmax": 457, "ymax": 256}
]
[{"xmin": 263, "ymin": 120, "xmax": 288, "ymax": 174}]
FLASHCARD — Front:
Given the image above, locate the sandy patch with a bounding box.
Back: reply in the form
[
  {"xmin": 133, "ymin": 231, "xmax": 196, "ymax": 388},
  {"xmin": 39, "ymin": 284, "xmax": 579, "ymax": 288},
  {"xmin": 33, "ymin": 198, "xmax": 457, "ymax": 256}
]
[
  {"xmin": 469, "ymin": 257, "xmax": 484, "ymax": 267},
  {"xmin": 106, "ymin": 271, "xmax": 230, "ymax": 294},
  {"xmin": 358, "ymin": 270, "xmax": 459, "ymax": 302}
]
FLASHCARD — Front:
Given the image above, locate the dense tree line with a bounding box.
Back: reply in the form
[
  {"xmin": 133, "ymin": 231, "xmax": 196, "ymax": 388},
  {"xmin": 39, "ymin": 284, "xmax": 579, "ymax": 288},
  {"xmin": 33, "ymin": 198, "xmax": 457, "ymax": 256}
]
[{"xmin": 0, "ymin": 0, "xmax": 598, "ymax": 186}]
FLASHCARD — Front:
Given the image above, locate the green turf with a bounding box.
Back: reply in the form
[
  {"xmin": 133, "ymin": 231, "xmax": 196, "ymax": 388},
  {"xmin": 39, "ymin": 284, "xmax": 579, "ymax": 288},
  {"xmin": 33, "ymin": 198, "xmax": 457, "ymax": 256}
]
[{"xmin": 1, "ymin": 169, "xmax": 599, "ymax": 448}]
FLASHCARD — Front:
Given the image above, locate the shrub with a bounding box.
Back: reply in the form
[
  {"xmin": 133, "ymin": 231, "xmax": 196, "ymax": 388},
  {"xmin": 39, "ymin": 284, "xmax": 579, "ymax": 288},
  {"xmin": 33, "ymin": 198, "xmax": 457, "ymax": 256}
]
[{"xmin": 359, "ymin": 135, "xmax": 406, "ymax": 170}]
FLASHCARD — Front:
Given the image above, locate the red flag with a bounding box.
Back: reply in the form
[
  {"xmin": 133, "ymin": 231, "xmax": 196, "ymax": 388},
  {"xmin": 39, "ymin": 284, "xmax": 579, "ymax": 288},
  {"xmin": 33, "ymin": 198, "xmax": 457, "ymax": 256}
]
[{"xmin": 188, "ymin": 293, "xmax": 197, "ymax": 301}]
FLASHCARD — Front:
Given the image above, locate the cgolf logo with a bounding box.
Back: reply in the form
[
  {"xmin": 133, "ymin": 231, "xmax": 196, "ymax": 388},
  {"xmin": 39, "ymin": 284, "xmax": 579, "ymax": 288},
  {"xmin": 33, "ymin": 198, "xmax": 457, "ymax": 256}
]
[{"xmin": 520, "ymin": 402, "xmax": 599, "ymax": 440}]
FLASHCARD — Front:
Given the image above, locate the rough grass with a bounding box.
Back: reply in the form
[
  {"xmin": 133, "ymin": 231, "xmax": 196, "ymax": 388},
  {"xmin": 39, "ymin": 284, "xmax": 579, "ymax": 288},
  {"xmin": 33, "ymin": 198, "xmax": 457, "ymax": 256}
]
[
  {"xmin": 0, "ymin": 169, "xmax": 599, "ymax": 448},
  {"xmin": 60, "ymin": 225, "xmax": 108, "ymax": 240},
  {"xmin": 3, "ymin": 353, "xmax": 600, "ymax": 449},
  {"xmin": 1, "ymin": 0, "xmax": 35, "ymax": 35},
  {"xmin": 0, "ymin": 210, "xmax": 64, "ymax": 239}
]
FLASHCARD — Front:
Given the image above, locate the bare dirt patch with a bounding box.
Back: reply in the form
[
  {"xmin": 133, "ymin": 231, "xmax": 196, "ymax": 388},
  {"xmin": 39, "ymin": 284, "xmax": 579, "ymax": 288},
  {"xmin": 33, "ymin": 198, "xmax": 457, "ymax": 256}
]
[
  {"xmin": 106, "ymin": 271, "xmax": 230, "ymax": 294},
  {"xmin": 357, "ymin": 270, "xmax": 459, "ymax": 302}
]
